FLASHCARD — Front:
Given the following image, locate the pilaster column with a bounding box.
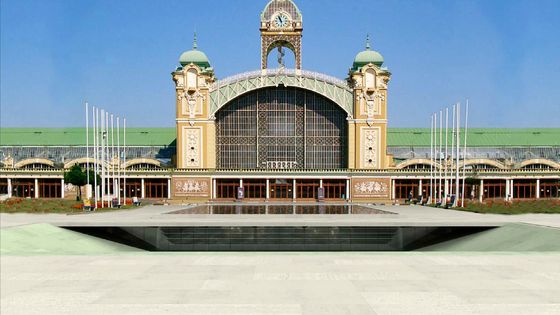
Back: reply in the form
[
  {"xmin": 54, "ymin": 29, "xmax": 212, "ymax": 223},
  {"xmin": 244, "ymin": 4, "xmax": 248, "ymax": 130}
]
[
  {"xmin": 293, "ymin": 179, "xmax": 296, "ymax": 200},
  {"xmin": 34, "ymin": 178, "xmax": 39, "ymax": 199},
  {"xmin": 212, "ymin": 179, "xmax": 217, "ymax": 199},
  {"xmin": 479, "ymin": 179, "xmax": 484, "ymax": 202},
  {"xmin": 319, "ymin": 179, "xmax": 323, "ymax": 188},
  {"xmin": 266, "ymin": 179, "xmax": 270, "ymax": 199},
  {"xmin": 510, "ymin": 179, "xmax": 514, "ymax": 199},
  {"xmin": 61, "ymin": 179, "xmax": 65, "ymax": 199},
  {"xmin": 7, "ymin": 178, "xmax": 12, "ymax": 198},
  {"xmin": 346, "ymin": 179, "xmax": 350, "ymax": 201},
  {"xmin": 536, "ymin": 179, "xmax": 540, "ymax": 199},
  {"xmin": 391, "ymin": 179, "xmax": 396, "ymax": 200},
  {"xmin": 167, "ymin": 179, "xmax": 171, "ymax": 199},
  {"xmin": 505, "ymin": 179, "xmax": 510, "ymax": 201},
  {"xmin": 418, "ymin": 179, "xmax": 423, "ymax": 197},
  {"xmin": 141, "ymin": 178, "xmax": 145, "ymax": 199}
]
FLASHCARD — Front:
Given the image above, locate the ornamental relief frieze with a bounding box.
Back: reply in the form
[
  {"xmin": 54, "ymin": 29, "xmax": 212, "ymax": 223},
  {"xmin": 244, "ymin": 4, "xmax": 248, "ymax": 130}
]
[
  {"xmin": 178, "ymin": 90, "xmax": 204, "ymax": 119},
  {"xmin": 361, "ymin": 127, "xmax": 379, "ymax": 169},
  {"xmin": 358, "ymin": 90, "xmax": 384, "ymax": 119},
  {"xmin": 352, "ymin": 178, "xmax": 391, "ymax": 199},
  {"xmin": 173, "ymin": 177, "xmax": 210, "ymax": 197},
  {"xmin": 183, "ymin": 127, "xmax": 202, "ymax": 168}
]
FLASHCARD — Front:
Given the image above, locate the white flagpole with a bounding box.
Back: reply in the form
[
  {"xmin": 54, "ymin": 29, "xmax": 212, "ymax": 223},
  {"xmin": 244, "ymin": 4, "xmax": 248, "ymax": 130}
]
[
  {"xmin": 455, "ymin": 103, "xmax": 461, "ymax": 207},
  {"xmin": 95, "ymin": 107, "xmax": 100, "ymax": 208},
  {"xmin": 461, "ymin": 99, "xmax": 469, "ymax": 207},
  {"xmin": 430, "ymin": 114, "xmax": 436, "ymax": 204},
  {"xmin": 438, "ymin": 110, "xmax": 443, "ymax": 203},
  {"xmin": 123, "ymin": 118, "xmax": 127, "ymax": 204},
  {"xmin": 117, "ymin": 116, "xmax": 121, "ymax": 206},
  {"xmin": 85, "ymin": 102, "xmax": 90, "ymax": 198},
  {"xmin": 429, "ymin": 114, "xmax": 433, "ymax": 204},
  {"xmin": 434, "ymin": 111, "xmax": 439, "ymax": 204},
  {"xmin": 451, "ymin": 105, "xmax": 455, "ymax": 198},
  {"xmin": 105, "ymin": 112, "xmax": 109, "ymax": 204},
  {"xmin": 444, "ymin": 107, "xmax": 449, "ymax": 203},
  {"xmin": 93, "ymin": 106, "xmax": 97, "ymax": 208},
  {"xmin": 100, "ymin": 109, "xmax": 105, "ymax": 208},
  {"xmin": 111, "ymin": 114, "xmax": 115, "ymax": 202},
  {"xmin": 97, "ymin": 107, "xmax": 102, "ymax": 208}
]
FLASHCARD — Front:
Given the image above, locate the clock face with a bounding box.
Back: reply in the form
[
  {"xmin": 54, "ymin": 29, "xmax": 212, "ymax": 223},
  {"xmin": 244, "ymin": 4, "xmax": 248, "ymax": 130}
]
[{"xmin": 273, "ymin": 13, "xmax": 290, "ymax": 28}]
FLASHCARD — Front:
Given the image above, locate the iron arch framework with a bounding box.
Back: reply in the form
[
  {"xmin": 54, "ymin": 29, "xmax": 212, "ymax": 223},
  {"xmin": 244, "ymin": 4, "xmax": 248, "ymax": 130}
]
[{"xmin": 216, "ymin": 87, "xmax": 347, "ymax": 169}]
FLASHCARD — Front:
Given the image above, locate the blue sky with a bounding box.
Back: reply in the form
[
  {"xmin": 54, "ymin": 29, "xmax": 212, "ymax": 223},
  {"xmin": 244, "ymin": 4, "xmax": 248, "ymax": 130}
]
[{"xmin": 1, "ymin": 0, "xmax": 559, "ymax": 128}]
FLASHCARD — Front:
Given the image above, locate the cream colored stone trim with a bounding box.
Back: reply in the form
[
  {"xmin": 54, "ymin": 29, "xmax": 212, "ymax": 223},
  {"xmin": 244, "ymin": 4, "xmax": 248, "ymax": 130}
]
[
  {"xmin": 124, "ymin": 158, "xmax": 162, "ymax": 169},
  {"xmin": 459, "ymin": 159, "xmax": 507, "ymax": 170},
  {"xmin": 515, "ymin": 158, "xmax": 560, "ymax": 169},
  {"xmin": 395, "ymin": 158, "xmax": 442, "ymax": 170},
  {"xmin": 14, "ymin": 158, "xmax": 55, "ymax": 169}
]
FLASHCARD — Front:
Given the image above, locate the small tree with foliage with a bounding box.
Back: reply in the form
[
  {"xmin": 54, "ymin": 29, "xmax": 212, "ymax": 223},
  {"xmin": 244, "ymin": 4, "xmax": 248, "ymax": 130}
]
[{"xmin": 64, "ymin": 164, "xmax": 86, "ymax": 200}]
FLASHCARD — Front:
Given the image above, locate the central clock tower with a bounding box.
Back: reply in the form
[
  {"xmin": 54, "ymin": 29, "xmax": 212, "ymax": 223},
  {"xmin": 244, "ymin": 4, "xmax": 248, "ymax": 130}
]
[{"xmin": 260, "ymin": 0, "xmax": 303, "ymax": 69}]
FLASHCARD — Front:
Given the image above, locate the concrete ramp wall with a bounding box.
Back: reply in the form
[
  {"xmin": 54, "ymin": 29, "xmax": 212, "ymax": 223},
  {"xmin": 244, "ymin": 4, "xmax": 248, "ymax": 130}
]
[
  {"xmin": 0, "ymin": 223, "xmax": 142, "ymax": 255},
  {"xmin": 420, "ymin": 223, "xmax": 560, "ymax": 252}
]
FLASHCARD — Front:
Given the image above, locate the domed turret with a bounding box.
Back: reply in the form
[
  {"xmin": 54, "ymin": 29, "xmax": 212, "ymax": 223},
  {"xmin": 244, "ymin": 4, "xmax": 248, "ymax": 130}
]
[
  {"xmin": 179, "ymin": 33, "xmax": 211, "ymax": 70},
  {"xmin": 352, "ymin": 35, "xmax": 384, "ymax": 71}
]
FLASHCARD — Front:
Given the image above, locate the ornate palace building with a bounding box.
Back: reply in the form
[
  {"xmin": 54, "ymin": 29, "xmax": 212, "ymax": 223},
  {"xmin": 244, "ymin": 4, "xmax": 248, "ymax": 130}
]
[{"xmin": 1, "ymin": 0, "xmax": 559, "ymax": 202}]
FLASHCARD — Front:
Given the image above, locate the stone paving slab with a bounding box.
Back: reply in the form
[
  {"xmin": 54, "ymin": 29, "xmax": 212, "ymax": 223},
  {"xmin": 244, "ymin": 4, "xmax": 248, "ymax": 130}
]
[
  {"xmin": 2, "ymin": 253, "xmax": 560, "ymax": 315},
  {"xmin": 1, "ymin": 204, "xmax": 560, "ymax": 228}
]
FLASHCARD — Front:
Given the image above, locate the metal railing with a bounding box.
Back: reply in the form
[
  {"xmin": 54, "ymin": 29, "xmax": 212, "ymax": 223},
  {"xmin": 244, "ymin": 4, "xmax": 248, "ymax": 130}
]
[{"xmin": 210, "ymin": 68, "xmax": 349, "ymax": 91}]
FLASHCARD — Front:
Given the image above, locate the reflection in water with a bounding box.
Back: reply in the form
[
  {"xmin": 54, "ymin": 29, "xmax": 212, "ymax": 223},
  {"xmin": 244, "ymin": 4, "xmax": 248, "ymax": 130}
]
[{"xmin": 166, "ymin": 205, "xmax": 393, "ymax": 215}]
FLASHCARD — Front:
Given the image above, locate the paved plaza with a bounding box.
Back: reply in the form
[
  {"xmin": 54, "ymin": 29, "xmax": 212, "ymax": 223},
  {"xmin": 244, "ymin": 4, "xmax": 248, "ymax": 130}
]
[
  {"xmin": 1, "ymin": 205, "xmax": 559, "ymax": 314},
  {"xmin": 2, "ymin": 204, "xmax": 560, "ymax": 228},
  {"xmin": 2, "ymin": 252, "xmax": 560, "ymax": 315}
]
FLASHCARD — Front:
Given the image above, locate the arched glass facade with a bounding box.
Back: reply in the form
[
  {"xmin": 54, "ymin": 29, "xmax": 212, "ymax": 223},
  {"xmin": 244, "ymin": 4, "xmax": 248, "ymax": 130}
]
[{"xmin": 216, "ymin": 87, "xmax": 347, "ymax": 169}]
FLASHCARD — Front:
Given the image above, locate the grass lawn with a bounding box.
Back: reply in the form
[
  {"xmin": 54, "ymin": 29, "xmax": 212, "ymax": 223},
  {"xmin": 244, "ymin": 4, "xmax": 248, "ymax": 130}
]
[
  {"xmin": 456, "ymin": 199, "xmax": 560, "ymax": 214},
  {"xmin": 0, "ymin": 198, "xmax": 136, "ymax": 214}
]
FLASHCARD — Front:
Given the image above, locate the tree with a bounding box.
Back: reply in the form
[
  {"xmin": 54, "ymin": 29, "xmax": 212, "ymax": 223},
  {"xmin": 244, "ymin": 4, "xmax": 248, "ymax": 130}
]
[{"xmin": 64, "ymin": 164, "xmax": 86, "ymax": 200}]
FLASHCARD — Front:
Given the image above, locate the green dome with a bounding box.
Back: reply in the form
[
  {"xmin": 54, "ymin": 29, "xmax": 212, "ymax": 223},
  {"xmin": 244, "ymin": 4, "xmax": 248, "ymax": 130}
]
[
  {"xmin": 179, "ymin": 34, "xmax": 211, "ymax": 69},
  {"xmin": 354, "ymin": 50, "xmax": 384, "ymax": 66},
  {"xmin": 352, "ymin": 35, "xmax": 384, "ymax": 70},
  {"xmin": 179, "ymin": 49, "xmax": 210, "ymax": 68}
]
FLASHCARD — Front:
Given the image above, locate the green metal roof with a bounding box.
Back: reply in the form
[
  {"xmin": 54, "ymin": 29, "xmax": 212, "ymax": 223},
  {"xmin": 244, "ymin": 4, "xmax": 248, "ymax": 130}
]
[
  {"xmin": 0, "ymin": 128, "xmax": 176, "ymax": 146},
  {"xmin": 0, "ymin": 127, "xmax": 558, "ymax": 147},
  {"xmin": 387, "ymin": 128, "xmax": 560, "ymax": 147}
]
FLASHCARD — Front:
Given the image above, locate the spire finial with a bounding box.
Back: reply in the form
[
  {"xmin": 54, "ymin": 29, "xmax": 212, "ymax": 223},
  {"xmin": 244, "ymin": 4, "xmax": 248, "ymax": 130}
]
[
  {"xmin": 366, "ymin": 34, "xmax": 371, "ymax": 50},
  {"xmin": 193, "ymin": 32, "xmax": 198, "ymax": 50}
]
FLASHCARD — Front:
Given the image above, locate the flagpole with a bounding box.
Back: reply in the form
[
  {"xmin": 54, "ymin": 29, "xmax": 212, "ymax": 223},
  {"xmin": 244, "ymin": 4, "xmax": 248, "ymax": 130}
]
[
  {"xmin": 100, "ymin": 109, "xmax": 105, "ymax": 208},
  {"xmin": 85, "ymin": 102, "xmax": 90, "ymax": 198},
  {"xmin": 455, "ymin": 103, "xmax": 461, "ymax": 207},
  {"xmin": 438, "ymin": 110, "xmax": 443, "ymax": 204},
  {"xmin": 461, "ymin": 99, "xmax": 469, "ymax": 207},
  {"xmin": 434, "ymin": 112, "xmax": 438, "ymax": 204},
  {"xmin": 111, "ymin": 114, "xmax": 115, "ymax": 204},
  {"xmin": 451, "ymin": 105, "xmax": 455, "ymax": 198},
  {"xmin": 429, "ymin": 114, "xmax": 433, "ymax": 204},
  {"xmin": 444, "ymin": 107, "xmax": 449, "ymax": 203},
  {"xmin": 117, "ymin": 116, "xmax": 121, "ymax": 206},
  {"xmin": 106, "ymin": 112, "xmax": 109, "ymax": 205},
  {"xmin": 95, "ymin": 107, "xmax": 102, "ymax": 208},
  {"xmin": 93, "ymin": 106, "xmax": 97, "ymax": 208},
  {"xmin": 123, "ymin": 118, "xmax": 127, "ymax": 205}
]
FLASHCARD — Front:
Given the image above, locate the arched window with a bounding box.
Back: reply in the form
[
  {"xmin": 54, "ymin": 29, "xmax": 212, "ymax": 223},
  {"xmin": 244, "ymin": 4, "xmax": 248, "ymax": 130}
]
[
  {"xmin": 186, "ymin": 68, "xmax": 197, "ymax": 89},
  {"xmin": 127, "ymin": 163, "xmax": 162, "ymax": 170},
  {"xmin": 20, "ymin": 163, "xmax": 54, "ymax": 170},
  {"xmin": 464, "ymin": 164, "xmax": 498, "ymax": 170},
  {"xmin": 403, "ymin": 163, "xmax": 432, "ymax": 170},
  {"xmin": 365, "ymin": 69, "xmax": 376, "ymax": 89},
  {"xmin": 216, "ymin": 87, "xmax": 347, "ymax": 169},
  {"xmin": 521, "ymin": 163, "xmax": 553, "ymax": 170}
]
